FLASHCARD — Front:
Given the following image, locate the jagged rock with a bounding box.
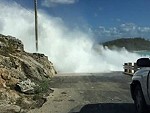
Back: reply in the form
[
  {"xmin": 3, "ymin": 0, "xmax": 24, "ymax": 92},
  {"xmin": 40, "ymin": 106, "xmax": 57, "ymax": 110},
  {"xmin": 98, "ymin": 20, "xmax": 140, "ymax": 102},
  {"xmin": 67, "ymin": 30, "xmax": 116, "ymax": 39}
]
[
  {"xmin": 16, "ymin": 79, "xmax": 37, "ymax": 94},
  {"xmin": 0, "ymin": 34, "xmax": 57, "ymax": 112},
  {"xmin": 0, "ymin": 104, "xmax": 21, "ymax": 113},
  {"xmin": 0, "ymin": 88, "xmax": 20, "ymax": 104},
  {"xmin": 0, "ymin": 34, "xmax": 56, "ymax": 82},
  {"xmin": 0, "ymin": 76, "xmax": 6, "ymax": 88},
  {"xmin": 29, "ymin": 53, "xmax": 57, "ymax": 76},
  {"xmin": 0, "ymin": 68, "xmax": 19, "ymax": 87},
  {"xmin": 0, "ymin": 68, "xmax": 11, "ymax": 80},
  {"xmin": 0, "ymin": 34, "xmax": 24, "ymax": 52}
]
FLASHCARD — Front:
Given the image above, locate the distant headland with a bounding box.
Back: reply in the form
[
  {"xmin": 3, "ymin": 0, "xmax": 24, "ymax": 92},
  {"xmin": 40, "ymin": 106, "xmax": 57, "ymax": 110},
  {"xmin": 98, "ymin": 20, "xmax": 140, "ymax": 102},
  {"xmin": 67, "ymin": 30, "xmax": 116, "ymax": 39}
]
[{"xmin": 102, "ymin": 37, "xmax": 150, "ymax": 51}]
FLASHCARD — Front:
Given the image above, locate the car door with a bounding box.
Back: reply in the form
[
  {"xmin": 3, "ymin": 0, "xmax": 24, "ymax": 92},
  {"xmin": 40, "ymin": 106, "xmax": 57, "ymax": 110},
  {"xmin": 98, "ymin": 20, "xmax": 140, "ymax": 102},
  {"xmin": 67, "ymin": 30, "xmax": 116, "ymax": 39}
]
[{"xmin": 148, "ymin": 71, "xmax": 150, "ymax": 100}]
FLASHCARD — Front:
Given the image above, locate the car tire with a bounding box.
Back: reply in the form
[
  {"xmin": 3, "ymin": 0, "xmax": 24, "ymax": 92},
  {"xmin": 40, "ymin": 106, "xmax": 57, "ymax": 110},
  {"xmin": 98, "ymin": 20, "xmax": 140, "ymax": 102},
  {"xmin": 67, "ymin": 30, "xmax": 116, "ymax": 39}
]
[{"xmin": 134, "ymin": 85, "xmax": 147, "ymax": 113}]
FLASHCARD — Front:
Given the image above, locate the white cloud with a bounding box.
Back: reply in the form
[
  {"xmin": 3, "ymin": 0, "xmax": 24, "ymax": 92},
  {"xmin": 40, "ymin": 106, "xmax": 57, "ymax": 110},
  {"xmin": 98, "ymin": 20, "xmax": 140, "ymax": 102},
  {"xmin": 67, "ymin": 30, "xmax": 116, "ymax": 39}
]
[
  {"xmin": 42, "ymin": 0, "xmax": 78, "ymax": 7},
  {"xmin": 95, "ymin": 23, "xmax": 150, "ymax": 41}
]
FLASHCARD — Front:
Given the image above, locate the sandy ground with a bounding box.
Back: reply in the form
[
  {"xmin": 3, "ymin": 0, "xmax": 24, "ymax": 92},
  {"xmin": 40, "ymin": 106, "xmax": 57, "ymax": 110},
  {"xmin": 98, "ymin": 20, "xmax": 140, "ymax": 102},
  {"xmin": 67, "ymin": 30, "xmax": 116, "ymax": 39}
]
[{"xmin": 28, "ymin": 72, "xmax": 136, "ymax": 113}]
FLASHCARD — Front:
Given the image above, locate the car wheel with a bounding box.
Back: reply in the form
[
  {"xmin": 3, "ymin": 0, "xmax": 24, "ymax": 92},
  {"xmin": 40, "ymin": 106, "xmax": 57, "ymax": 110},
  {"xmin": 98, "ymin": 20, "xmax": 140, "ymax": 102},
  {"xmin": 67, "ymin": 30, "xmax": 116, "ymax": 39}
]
[{"xmin": 134, "ymin": 85, "xmax": 147, "ymax": 113}]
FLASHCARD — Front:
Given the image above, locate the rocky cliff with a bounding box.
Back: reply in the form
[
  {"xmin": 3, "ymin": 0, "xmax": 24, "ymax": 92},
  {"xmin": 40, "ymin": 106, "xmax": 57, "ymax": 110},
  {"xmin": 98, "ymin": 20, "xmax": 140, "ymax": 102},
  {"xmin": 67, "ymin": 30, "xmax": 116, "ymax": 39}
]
[
  {"xmin": 0, "ymin": 34, "xmax": 57, "ymax": 113},
  {"xmin": 102, "ymin": 37, "xmax": 150, "ymax": 51}
]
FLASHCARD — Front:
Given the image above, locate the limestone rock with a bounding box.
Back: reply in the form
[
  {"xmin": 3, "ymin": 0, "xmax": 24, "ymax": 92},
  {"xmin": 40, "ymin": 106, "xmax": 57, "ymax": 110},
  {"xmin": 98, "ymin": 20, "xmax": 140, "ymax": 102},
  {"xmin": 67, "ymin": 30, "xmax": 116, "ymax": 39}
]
[
  {"xmin": 16, "ymin": 79, "xmax": 37, "ymax": 94},
  {"xmin": 0, "ymin": 104, "xmax": 21, "ymax": 113},
  {"xmin": 0, "ymin": 34, "xmax": 57, "ymax": 112},
  {"xmin": 0, "ymin": 76, "xmax": 6, "ymax": 88},
  {"xmin": 0, "ymin": 34, "xmax": 56, "ymax": 83},
  {"xmin": 0, "ymin": 34, "xmax": 24, "ymax": 52}
]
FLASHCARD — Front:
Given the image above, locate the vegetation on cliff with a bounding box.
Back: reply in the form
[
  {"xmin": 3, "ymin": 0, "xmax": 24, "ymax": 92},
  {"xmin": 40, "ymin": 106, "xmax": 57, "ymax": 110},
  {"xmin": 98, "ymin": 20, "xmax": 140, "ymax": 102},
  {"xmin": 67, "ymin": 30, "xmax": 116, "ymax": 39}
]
[{"xmin": 102, "ymin": 37, "xmax": 150, "ymax": 51}]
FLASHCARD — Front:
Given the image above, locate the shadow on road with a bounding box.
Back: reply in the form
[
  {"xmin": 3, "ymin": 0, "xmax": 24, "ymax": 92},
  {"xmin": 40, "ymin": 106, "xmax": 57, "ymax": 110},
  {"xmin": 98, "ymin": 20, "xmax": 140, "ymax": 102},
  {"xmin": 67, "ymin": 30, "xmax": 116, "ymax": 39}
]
[{"xmin": 70, "ymin": 103, "xmax": 136, "ymax": 113}]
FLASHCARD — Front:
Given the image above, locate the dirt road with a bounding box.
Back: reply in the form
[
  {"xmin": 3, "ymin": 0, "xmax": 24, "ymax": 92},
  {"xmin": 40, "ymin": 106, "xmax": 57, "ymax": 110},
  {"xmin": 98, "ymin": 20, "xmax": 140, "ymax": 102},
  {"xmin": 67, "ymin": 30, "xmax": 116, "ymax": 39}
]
[{"xmin": 28, "ymin": 72, "xmax": 136, "ymax": 113}]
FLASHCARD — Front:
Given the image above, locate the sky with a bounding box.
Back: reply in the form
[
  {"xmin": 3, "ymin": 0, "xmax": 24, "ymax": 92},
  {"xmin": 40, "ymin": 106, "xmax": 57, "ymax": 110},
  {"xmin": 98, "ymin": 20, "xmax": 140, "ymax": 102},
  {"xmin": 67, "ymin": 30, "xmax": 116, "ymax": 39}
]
[
  {"xmin": 6, "ymin": 0, "xmax": 150, "ymax": 42},
  {"xmin": 10, "ymin": 0, "xmax": 150, "ymax": 27}
]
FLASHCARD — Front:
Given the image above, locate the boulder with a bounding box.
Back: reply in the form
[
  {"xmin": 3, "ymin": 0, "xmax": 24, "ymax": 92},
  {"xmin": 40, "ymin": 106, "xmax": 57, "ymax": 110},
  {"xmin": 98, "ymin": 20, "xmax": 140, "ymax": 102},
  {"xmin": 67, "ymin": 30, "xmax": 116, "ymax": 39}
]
[{"xmin": 16, "ymin": 79, "xmax": 37, "ymax": 94}]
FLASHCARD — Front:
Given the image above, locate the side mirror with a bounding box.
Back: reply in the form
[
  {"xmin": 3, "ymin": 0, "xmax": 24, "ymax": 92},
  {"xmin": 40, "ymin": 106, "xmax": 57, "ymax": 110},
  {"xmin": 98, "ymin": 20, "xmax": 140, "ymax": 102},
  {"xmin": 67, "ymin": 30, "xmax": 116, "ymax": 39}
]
[{"xmin": 136, "ymin": 58, "xmax": 150, "ymax": 67}]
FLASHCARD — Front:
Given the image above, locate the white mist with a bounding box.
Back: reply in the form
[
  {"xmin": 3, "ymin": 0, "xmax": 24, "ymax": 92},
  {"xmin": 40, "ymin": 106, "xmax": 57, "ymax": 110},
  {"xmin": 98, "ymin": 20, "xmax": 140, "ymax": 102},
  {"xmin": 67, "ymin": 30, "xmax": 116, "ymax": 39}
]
[{"xmin": 0, "ymin": 1, "xmax": 140, "ymax": 73}]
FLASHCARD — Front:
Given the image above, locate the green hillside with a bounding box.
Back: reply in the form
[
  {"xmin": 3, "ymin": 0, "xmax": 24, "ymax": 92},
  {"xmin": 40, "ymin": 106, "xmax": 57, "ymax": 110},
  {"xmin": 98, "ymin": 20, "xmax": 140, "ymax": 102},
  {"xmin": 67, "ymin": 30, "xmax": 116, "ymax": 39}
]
[{"xmin": 102, "ymin": 38, "xmax": 150, "ymax": 51}]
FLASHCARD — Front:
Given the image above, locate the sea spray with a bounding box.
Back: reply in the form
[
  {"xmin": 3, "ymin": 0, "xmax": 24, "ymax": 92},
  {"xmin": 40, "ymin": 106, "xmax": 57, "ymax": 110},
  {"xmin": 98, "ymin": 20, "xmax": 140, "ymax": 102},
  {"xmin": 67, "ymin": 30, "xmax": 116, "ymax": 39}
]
[{"xmin": 0, "ymin": 0, "xmax": 141, "ymax": 73}]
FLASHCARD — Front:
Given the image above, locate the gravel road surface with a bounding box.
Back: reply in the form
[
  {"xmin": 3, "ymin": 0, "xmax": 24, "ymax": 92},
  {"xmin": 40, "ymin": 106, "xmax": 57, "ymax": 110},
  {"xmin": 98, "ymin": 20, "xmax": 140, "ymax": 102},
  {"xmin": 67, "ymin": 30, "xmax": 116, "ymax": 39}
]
[{"xmin": 28, "ymin": 72, "xmax": 136, "ymax": 113}]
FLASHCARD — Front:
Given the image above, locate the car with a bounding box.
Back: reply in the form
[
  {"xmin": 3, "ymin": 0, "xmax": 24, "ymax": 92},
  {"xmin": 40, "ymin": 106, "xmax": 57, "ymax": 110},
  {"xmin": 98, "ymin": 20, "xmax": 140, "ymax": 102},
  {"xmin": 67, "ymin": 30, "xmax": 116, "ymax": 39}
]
[{"xmin": 130, "ymin": 58, "xmax": 150, "ymax": 113}]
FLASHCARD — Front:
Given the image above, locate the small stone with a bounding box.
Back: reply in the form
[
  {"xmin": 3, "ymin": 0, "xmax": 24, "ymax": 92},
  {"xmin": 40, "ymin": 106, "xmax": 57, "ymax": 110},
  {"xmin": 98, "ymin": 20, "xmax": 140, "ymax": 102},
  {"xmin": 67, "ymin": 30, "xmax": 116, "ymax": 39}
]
[
  {"xmin": 79, "ymin": 91, "xmax": 84, "ymax": 94},
  {"xmin": 68, "ymin": 99, "xmax": 75, "ymax": 102},
  {"xmin": 61, "ymin": 92, "xmax": 67, "ymax": 94}
]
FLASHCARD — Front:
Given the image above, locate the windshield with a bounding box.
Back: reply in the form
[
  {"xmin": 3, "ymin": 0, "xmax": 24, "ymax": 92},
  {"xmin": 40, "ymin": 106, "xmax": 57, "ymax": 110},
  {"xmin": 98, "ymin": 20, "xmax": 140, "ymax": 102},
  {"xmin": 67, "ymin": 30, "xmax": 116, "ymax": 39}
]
[{"xmin": 0, "ymin": 0, "xmax": 150, "ymax": 113}]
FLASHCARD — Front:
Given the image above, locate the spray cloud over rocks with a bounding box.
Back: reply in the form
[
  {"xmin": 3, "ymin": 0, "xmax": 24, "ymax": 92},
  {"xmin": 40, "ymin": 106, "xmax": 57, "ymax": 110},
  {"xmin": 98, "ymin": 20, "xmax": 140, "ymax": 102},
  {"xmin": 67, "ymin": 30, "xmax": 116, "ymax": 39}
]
[{"xmin": 0, "ymin": 1, "xmax": 140, "ymax": 73}]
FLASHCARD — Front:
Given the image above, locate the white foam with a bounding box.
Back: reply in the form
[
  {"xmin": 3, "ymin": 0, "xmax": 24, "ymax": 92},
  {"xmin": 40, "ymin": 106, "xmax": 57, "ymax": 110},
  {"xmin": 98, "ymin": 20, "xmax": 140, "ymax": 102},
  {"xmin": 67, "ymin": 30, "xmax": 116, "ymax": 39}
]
[{"xmin": 0, "ymin": 1, "xmax": 140, "ymax": 72}]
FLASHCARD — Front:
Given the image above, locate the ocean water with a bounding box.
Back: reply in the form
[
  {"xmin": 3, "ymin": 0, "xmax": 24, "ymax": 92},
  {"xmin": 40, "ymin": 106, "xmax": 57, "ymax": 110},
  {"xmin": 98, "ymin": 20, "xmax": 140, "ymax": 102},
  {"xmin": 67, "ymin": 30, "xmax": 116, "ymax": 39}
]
[{"xmin": 134, "ymin": 51, "xmax": 150, "ymax": 56}]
